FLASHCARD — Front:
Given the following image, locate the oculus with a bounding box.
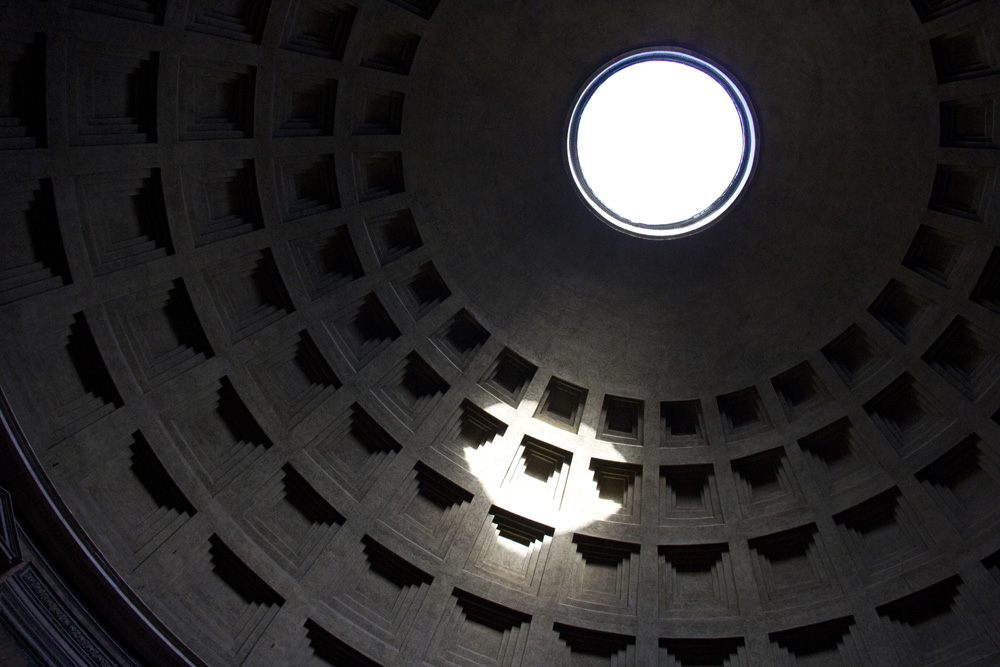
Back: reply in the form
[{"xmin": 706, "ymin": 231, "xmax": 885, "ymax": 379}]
[{"xmin": 567, "ymin": 48, "xmax": 757, "ymax": 238}]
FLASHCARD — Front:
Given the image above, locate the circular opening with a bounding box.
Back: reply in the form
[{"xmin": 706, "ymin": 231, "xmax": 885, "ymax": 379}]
[{"xmin": 567, "ymin": 49, "xmax": 757, "ymax": 239}]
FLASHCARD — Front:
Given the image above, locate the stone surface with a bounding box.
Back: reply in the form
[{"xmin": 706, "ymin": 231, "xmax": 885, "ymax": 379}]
[{"xmin": 0, "ymin": 0, "xmax": 998, "ymax": 665}]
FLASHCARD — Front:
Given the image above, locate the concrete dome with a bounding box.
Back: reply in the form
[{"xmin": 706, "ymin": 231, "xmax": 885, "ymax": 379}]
[{"xmin": 0, "ymin": 0, "xmax": 999, "ymax": 665}]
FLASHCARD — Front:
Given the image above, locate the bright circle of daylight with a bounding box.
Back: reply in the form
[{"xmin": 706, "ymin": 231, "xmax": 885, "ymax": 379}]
[{"xmin": 572, "ymin": 57, "xmax": 752, "ymax": 235}]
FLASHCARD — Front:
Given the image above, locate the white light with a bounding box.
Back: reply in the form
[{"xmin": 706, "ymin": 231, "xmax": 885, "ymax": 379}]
[
  {"xmin": 462, "ymin": 397, "xmax": 628, "ymax": 554},
  {"xmin": 568, "ymin": 50, "xmax": 756, "ymax": 238}
]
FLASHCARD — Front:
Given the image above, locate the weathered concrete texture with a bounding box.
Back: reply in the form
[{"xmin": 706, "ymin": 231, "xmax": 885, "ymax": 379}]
[{"xmin": 0, "ymin": 0, "xmax": 999, "ymax": 665}]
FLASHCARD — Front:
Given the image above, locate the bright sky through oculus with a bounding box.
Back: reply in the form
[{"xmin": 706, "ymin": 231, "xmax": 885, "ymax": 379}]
[
  {"xmin": 577, "ymin": 60, "xmax": 743, "ymax": 225},
  {"xmin": 575, "ymin": 59, "xmax": 747, "ymax": 229}
]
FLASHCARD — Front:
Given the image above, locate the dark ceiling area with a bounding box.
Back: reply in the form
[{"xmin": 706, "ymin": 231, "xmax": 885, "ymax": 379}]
[{"xmin": 0, "ymin": 1, "xmax": 999, "ymax": 665}]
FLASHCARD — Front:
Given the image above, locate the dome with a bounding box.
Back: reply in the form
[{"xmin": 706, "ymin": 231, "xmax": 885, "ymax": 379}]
[{"xmin": 0, "ymin": 1, "xmax": 999, "ymax": 665}]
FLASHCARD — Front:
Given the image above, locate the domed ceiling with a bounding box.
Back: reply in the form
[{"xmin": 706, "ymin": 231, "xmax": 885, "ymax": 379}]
[{"xmin": 0, "ymin": 0, "xmax": 999, "ymax": 665}]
